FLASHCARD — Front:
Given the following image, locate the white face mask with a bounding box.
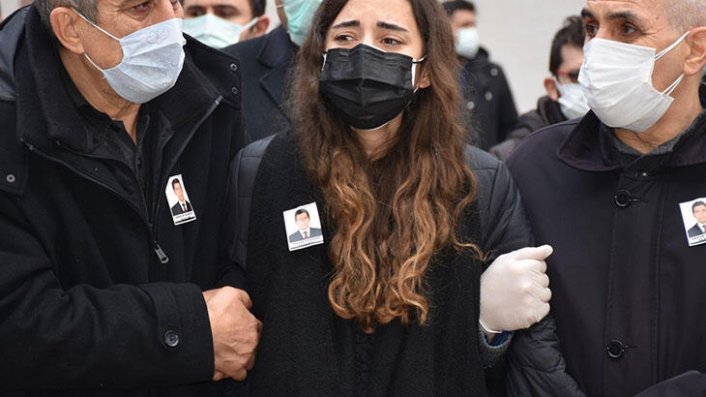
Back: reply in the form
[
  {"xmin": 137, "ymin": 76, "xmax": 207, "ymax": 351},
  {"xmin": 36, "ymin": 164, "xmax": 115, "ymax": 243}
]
[
  {"xmin": 75, "ymin": 11, "xmax": 186, "ymax": 104},
  {"xmin": 578, "ymin": 32, "xmax": 688, "ymax": 132},
  {"xmin": 183, "ymin": 14, "xmax": 258, "ymax": 48},
  {"xmin": 555, "ymin": 80, "xmax": 589, "ymax": 120},
  {"xmin": 455, "ymin": 27, "xmax": 480, "ymax": 59}
]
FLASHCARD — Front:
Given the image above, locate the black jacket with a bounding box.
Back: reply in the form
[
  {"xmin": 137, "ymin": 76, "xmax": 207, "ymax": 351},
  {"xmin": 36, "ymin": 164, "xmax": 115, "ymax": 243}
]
[
  {"xmin": 506, "ymin": 111, "xmax": 706, "ymax": 396},
  {"xmin": 490, "ymin": 95, "xmax": 566, "ymax": 161},
  {"xmin": 230, "ymin": 134, "xmax": 533, "ymax": 395},
  {"xmin": 223, "ymin": 26, "xmax": 297, "ymax": 143},
  {"xmin": 460, "ymin": 48, "xmax": 519, "ymax": 150},
  {"xmin": 0, "ymin": 7, "xmax": 245, "ymax": 396}
]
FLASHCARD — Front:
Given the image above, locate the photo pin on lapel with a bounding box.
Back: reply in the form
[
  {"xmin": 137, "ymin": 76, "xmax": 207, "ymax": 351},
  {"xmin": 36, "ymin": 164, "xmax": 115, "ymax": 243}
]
[
  {"xmin": 284, "ymin": 202, "xmax": 324, "ymax": 251},
  {"xmin": 679, "ymin": 197, "xmax": 706, "ymax": 247},
  {"xmin": 166, "ymin": 175, "xmax": 197, "ymax": 226}
]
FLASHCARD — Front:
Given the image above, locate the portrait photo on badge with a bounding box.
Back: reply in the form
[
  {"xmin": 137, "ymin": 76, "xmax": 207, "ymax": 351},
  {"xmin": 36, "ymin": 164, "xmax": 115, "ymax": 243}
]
[
  {"xmin": 678, "ymin": 198, "xmax": 706, "ymax": 247},
  {"xmin": 166, "ymin": 174, "xmax": 197, "ymax": 226},
  {"xmin": 283, "ymin": 202, "xmax": 324, "ymax": 251}
]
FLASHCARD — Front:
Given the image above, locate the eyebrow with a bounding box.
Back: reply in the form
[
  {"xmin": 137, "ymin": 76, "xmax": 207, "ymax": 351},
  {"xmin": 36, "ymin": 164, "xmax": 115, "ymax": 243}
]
[
  {"xmin": 330, "ymin": 20, "xmax": 409, "ymax": 33},
  {"xmin": 378, "ymin": 21, "xmax": 408, "ymax": 32},
  {"xmin": 581, "ymin": 7, "xmax": 643, "ymax": 24},
  {"xmin": 331, "ymin": 20, "xmax": 359, "ymax": 29}
]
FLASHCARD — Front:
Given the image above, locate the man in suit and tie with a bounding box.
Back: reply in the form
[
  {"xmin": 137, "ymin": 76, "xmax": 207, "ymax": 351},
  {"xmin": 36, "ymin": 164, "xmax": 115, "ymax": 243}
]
[
  {"xmin": 688, "ymin": 201, "xmax": 706, "ymax": 237},
  {"xmin": 289, "ymin": 208, "xmax": 322, "ymax": 242},
  {"xmin": 170, "ymin": 178, "xmax": 193, "ymax": 216}
]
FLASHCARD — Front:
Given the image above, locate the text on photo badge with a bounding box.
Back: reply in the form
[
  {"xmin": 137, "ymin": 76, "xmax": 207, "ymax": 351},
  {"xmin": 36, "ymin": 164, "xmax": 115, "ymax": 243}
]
[{"xmin": 284, "ymin": 202, "xmax": 325, "ymax": 252}]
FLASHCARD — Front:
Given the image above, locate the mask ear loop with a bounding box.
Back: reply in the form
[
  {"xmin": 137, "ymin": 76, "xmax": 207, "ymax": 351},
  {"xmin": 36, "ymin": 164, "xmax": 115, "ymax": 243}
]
[
  {"xmin": 655, "ymin": 31, "xmax": 690, "ymax": 60},
  {"xmin": 655, "ymin": 31, "xmax": 689, "ymax": 97},
  {"xmin": 411, "ymin": 56, "xmax": 427, "ymax": 92},
  {"xmin": 321, "ymin": 52, "xmax": 328, "ymax": 72}
]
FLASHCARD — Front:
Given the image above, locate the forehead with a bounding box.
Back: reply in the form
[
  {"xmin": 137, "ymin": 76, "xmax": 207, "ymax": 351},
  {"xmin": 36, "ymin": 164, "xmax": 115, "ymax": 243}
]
[
  {"xmin": 182, "ymin": 0, "xmax": 250, "ymax": 9},
  {"xmin": 584, "ymin": 0, "xmax": 665, "ymax": 22},
  {"xmin": 296, "ymin": 212, "xmax": 309, "ymax": 218},
  {"xmin": 451, "ymin": 9, "xmax": 476, "ymax": 24},
  {"xmin": 331, "ymin": 0, "xmax": 420, "ymax": 33}
]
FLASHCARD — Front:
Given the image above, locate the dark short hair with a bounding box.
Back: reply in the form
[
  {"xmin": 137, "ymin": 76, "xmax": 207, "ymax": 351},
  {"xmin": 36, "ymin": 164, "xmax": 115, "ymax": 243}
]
[
  {"xmin": 249, "ymin": 0, "xmax": 266, "ymax": 17},
  {"xmin": 549, "ymin": 16, "xmax": 584, "ymax": 76},
  {"xmin": 171, "ymin": 178, "xmax": 182, "ymax": 190},
  {"xmin": 441, "ymin": 0, "xmax": 475, "ymax": 17},
  {"xmin": 693, "ymin": 201, "xmax": 706, "ymax": 212},
  {"xmin": 294, "ymin": 208, "xmax": 310, "ymax": 220}
]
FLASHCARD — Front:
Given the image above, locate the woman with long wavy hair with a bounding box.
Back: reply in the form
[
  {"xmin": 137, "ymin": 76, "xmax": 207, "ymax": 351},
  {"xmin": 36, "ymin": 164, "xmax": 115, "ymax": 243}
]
[{"xmin": 230, "ymin": 0, "xmax": 553, "ymax": 394}]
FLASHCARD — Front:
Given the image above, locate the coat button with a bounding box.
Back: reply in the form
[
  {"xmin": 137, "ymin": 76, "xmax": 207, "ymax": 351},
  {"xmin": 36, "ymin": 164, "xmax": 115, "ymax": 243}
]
[
  {"xmin": 466, "ymin": 101, "xmax": 475, "ymax": 110},
  {"xmin": 490, "ymin": 67, "xmax": 499, "ymax": 77},
  {"xmin": 484, "ymin": 91, "xmax": 494, "ymax": 101},
  {"xmin": 229, "ymin": 63, "xmax": 238, "ymax": 72},
  {"xmin": 606, "ymin": 340, "xmax": 626, "ymax": 359},
  {"xmin": 614, "ymin": 190, "xmax": 632, "ymax": 208},
  {"xmin": 231, "ymin": 86, "xmax": 240, "ymax": 96},
  {"xmin": 163, "ymin": 330, "xmax": 180, "ymax": 348},
  {"xmin": 5, "ymin": 174, "xmax": 16, "ymax": 183}
]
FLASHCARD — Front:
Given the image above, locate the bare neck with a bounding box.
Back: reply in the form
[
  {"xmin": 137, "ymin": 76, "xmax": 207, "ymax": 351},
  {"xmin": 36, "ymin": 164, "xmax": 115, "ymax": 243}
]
[
  {"xmin": 614, "ymin": 78, "xmax": 703, "ymax": 154},
  {"xmin": 59, "ymin": 48, "xmax": 141, "ymax": 143},
  {"xmin": 354, "ymin": 114, "xmax": 403, "ymax": 160}
]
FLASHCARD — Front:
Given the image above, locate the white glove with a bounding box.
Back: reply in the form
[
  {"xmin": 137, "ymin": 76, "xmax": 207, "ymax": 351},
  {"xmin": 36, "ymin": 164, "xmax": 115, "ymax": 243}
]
[{"xmin": 479, "ymin": 245, "xmax": 553, "ymax": 333}]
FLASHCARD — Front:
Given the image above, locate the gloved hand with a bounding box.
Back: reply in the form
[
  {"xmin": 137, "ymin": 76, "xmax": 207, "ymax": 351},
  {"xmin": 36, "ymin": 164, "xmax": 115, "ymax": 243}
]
[{"xmin": 479, "ymin": 245, "xmax": 553, "ymax": 333}]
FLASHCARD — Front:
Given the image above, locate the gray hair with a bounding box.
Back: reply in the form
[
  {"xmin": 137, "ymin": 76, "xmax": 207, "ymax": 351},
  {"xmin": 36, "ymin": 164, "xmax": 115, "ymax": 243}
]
[
  {"xmin": 34, "ymin": 0, "xmax": 98, "ymax": 33},
  {"xmin": 666, "ymin": 0, "xmax": 706, "ymax": 32}
]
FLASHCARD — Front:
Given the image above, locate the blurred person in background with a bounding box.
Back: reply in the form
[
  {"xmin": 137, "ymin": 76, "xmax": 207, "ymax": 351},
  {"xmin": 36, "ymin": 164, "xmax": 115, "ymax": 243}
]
[
  {"xmin": 491, "ymin": 15, "xmax": 587, "ymax": 160},
  {"xmin": 443, "ymin": 0, "xmax": 518, "ymax": 150},
  {"xmin": 182, "ymin": 0, "xmax": 269, "ymax": 48},
  {"xmin": 224, "ymin": 0, "xmax": 322, "ymax": 143}
]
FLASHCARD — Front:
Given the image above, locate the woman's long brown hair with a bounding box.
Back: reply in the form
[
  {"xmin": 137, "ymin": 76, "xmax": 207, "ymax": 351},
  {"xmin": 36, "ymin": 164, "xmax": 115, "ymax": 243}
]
[{"xmin": 290, "ymin": 0, "xmax": 481, "ymax": 332}]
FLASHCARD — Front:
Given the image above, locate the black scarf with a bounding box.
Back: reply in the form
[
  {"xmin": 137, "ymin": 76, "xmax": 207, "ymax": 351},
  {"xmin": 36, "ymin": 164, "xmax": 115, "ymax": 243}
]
[{"xmin": 247, "ymin": 133, "xmax": 485, "ymax": 396}]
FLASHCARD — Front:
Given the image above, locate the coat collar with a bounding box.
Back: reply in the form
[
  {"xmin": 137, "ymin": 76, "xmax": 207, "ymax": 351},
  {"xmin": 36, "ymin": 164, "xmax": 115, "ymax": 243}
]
[
  {"xmin": 558, "ymin": 107, "xmax": 706, "ymax": 172},
  {"xmin": 17, "ymin": 6, "xmax": 223, "ymax": 155},
  {"xmin": 257, "ymin": 26, "xmax": 297, "ymax": 114}
]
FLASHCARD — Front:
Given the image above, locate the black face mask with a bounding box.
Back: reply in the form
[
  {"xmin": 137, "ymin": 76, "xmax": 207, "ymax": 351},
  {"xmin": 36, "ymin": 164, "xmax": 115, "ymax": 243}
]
[{"xmin": 319, "ymin": 44, "xmax": 425, "ymax": 130}]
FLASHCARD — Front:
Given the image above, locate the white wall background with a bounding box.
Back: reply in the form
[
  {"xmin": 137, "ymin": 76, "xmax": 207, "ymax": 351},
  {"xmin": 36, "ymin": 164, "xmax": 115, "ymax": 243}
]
[{"xmin": 1, "ymin": 0, "xmax": 586, "ymax": 113}]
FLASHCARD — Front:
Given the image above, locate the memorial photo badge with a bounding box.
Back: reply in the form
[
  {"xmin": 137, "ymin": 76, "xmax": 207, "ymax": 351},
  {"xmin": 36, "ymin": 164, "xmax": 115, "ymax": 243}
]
[
  {"xmin": 166, "ymin": 175, "xmax": 197, "ymax": 226},
  {"xmin": 678, "ymin": 197, "xmax": 706, "ymax": 247},
  {"xmin": 283, "ymin": 202, "xmax": 324, "ymax": 251}
]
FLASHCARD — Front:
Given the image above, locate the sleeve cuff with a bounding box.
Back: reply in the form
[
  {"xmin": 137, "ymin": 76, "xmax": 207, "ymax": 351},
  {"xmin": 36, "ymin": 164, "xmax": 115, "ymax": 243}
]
[{"xmin": 479, "ymin": 330, "xmax": 513, "ymax": 368}]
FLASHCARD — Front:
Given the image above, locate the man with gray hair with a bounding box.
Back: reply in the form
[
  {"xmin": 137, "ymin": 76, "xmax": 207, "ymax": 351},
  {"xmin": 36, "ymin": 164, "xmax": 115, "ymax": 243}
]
[
  {"xmin": 0, "ymin": 0, "xmax": 259, "ymax": 395},
  {"xmin": 506, "ymin": 0, "xmax": 706, "ymax": 395}
]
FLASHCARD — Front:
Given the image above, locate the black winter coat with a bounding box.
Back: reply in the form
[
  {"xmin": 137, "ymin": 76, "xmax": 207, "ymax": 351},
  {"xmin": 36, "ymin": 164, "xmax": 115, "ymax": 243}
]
[
  {"xmin": 0, "ymin": 7, "xmax": 245, "ymax": 396},
  {"xmin": 460, "ymin": 48, "xmax": 518, "ymax": 150},
  {"xmin": 223, "ymin": 26, "xmax": 297, "ymax": 143},
  {"xmin": 490, "ymin": 95, "xmax": 566, "ymax": 161},
  {"xmin": 506, "ymin": 112, "xmax": 706, "ymax": 396}
]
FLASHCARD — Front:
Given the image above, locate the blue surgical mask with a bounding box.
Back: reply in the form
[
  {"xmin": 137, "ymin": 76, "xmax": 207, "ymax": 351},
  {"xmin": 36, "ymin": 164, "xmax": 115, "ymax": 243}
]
[
  {"xmin": 183, "ymin": 14, "xmax": 258, "ymax": 48},
  {"xmin": 74, "ymin": 10, "xmax": 186, "ymax": 104},
  {"xmin": 282, "ymin": 0, "xmax": 322, "ymax": 47}
]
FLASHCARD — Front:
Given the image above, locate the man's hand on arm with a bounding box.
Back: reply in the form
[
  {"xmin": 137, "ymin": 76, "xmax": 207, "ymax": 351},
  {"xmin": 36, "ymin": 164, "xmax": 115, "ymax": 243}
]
[{"xmin": 203, "ymin": 287, "xmax": 262, "ymax": 381}]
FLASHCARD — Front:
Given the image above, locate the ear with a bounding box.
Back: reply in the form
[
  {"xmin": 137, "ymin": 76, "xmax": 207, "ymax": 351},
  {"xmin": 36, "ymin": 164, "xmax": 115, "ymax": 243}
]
[
  {"xmin": 684, "ymin": 27, "xmax": 706, "ymax": 77},
  {"xmin": 49, "ymin": 6, "xmax": 85, "ymax": 54},
  {"xmin": 252, "ymin": 15, "xmax": 269, "ymax": 37},
  {"xmin": 544, "ymin": 77, "xmax": 559, "ymax": 101},
  {"xmin": 416, "ymin": 63, "xmax": 431, "ymax": 89}
]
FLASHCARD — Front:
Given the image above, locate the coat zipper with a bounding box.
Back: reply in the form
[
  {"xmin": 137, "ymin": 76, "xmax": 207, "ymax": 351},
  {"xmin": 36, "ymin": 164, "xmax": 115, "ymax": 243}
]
[{"xmin": 20, "ymin": 96, "xmax": 224, "ymax": 266}]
